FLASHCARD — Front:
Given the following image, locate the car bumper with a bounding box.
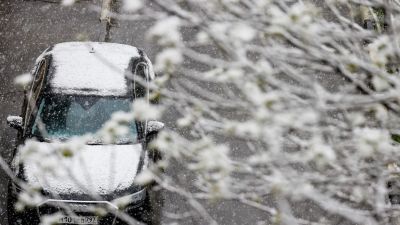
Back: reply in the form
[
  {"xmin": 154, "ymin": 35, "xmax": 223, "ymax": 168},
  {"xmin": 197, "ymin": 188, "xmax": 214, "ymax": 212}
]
[{"xmin": 35, "ymin": 189, "xmax": 147, "ymax": 225}]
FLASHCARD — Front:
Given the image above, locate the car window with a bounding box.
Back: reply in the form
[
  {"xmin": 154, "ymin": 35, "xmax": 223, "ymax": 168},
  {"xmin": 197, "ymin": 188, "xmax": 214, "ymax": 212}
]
[{"xmin": 31, "ymin": 95, "xmax": 138, "ymax": 144}]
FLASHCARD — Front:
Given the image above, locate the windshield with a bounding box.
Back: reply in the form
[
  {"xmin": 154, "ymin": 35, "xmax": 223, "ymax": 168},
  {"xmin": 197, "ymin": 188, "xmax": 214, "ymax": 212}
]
[{"xmin": 31, "ymin": 95, "xmax": 138, "ymax": 144}]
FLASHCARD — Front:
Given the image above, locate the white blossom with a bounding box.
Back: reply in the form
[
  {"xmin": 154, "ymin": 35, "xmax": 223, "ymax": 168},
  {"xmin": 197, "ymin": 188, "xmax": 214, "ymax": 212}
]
[
  {"xmin": 39, "ymin": 213, "xmax": 64, "ymax": 225},
  {"xmin": 61, "ymin": 0, "xmax": 75, "ymax": 6},
  {"xmin": 354, "ymin": 128, "xmax": 391, "ymax": 157},
  {"xmin": 372, "ymin": 75, "xmax": 391, "ymax": 91},
  {"xmin": 152, "ymin": 132, "xmax": 182, "ymax": 159},
  {"xmin": 306, "ymin": 138, "xmax": 336, "ymax": 165},
  {"xmin": 373, "ymin": 104, "xmax": 388, "ymax": 123},
  {"xmin": 196, "ymin": 31, "xmax": 210, "ymax": 44},
  {"xmin": 209, "ymin": 22, "xmax": 229, "ymax": 40},
  {"xmin": 14, "ymin": 73, "xmax": 32, "ymax": 89},
  {"xmin": 177, "ymin": 114, "xmax": 194, "ymax": 127},
  {"xmin": 368, "ymin": 35, "xmax": 393, "ymax": 67},
  {"xmin": 155, "ymin": 48, "xmax": 183, "ymax": 72},
  {"xmin": 111, "ymin": 194, "xmax": 134, "ymax": 209},
  {"xmin": 348, "ymin": 112, "xmax": 367, "ymax": 127},
  {"xmin": 132, "ymin": 99, "xmax": 161, "ymax": 120},
  {"xmin": 134, "ymin": 169, "xmax": 154, "ymax": 185},
  {"xmin": 98, "ymin": 110, "xmax": 133, "ymax": 143},
  {"xmin": 147, "ymin": 16, "xmax": 181, "ymax": 47},
  {"xmin": 228, "ymin": 23, "xmax": 256, "ymax": 42},
  {"xmin": 204, "ymin": 68, "xmax": 244, "ymax": 82},
  {"xmin": 189, "ymin": 141, "xmax": 232, "ymax": 176},
  {"xmin": 122, "ymin": 0, "xmax": 143, "ymax": 12},
  {"xmin": 15, "ymin": 189, "xmax": 44, "ymax": 211}
]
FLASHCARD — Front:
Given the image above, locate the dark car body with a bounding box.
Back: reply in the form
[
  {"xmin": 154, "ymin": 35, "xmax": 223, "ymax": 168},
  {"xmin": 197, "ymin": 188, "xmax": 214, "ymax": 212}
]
[{"xmin": 6, "ymin": 42, "xmax": 162, "ymax": 225}]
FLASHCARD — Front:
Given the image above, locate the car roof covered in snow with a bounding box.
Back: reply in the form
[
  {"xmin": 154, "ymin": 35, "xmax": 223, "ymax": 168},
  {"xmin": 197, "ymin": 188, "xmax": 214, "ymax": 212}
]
[{"xmin": 41, "ymin": 42, "xmax": 153, "ymax": 96}]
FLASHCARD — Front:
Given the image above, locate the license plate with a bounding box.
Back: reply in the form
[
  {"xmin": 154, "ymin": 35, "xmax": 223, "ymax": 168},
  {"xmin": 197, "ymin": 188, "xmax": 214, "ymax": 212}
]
[{"xmin": 58, "ymin": 216, "xmax": 98, "ymax": 224}]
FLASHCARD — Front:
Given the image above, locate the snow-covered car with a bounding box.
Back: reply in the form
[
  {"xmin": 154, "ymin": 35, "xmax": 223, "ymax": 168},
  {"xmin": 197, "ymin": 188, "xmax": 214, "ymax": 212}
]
[{"xmin": 6, "ymin": 42, "xmax": 163, "ymax": 225}]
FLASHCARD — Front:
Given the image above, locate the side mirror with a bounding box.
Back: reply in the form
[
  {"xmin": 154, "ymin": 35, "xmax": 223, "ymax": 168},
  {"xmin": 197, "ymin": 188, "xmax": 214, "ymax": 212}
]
[
  {"xmin": 147, "ymin": 120, "xmax": 164, "ymax": 135},
  {"xmin": 7, "ymin": 116, "xmax": 23, "ymax": 131}
]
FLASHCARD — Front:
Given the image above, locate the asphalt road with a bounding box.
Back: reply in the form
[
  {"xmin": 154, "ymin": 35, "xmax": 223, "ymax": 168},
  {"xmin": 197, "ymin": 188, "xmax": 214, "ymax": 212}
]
[{"xmin": 0, "ymin": 1, "xmax": 273, "ymax": 225}]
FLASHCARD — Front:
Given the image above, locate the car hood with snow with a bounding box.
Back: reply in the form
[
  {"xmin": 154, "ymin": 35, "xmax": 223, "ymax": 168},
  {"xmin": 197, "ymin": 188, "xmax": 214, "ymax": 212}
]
[{"xmin": 16, "ymin": 141, "xmax": 147, "ymax": 200}]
